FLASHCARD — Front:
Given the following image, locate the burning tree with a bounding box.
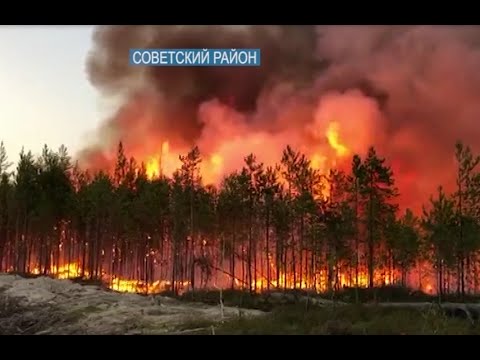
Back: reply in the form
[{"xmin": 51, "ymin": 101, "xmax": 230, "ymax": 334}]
[
  {"xmin": 0, "ymin": 139, "xmax": 479, "ymax": 298},
  {"xmin": 8, "ymin": 25, "xmax": 480, "ymax": 298}
]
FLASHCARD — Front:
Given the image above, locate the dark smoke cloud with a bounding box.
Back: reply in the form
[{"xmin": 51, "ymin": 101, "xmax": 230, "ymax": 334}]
[
  {"xmin": 81, "ymin": 25, "xmax": 480, "ymax": 211},
  {"xmin": 85, "ymin": 25, "xmax": 324, "ymax": 145}
]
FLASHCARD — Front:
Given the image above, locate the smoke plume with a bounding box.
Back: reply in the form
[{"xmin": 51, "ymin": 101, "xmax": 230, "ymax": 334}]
[{"xmin": 79, "ymin": 25, "xmax": 480, "ymax": 212}]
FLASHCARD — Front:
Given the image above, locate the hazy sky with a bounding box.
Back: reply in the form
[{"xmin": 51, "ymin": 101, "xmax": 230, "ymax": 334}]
[{"xmin": 0, "ymin": 25, "xmax": 100, "ymax": 166}]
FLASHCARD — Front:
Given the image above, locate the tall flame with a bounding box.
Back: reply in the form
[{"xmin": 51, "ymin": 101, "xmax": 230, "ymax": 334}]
[
  {"xmin": 145, "ymin": 156, "xmax": 161, "ymax": 179},
  {"xmin": 145, "ymin": 141, "xmax": 170, "ymax": 179},
  {"xmin": 326, "ymin": 121, "xmax": 349, "ymax": 157}
]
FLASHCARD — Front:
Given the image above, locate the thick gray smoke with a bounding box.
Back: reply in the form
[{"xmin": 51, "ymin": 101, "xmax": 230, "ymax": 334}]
[
  {"xmin": 85, "ymin": 25, "xmax": 323, "ymax": 143},
  {"xmin": 80, "ymin": 25, "xmax": 480, "ymax": 211}
]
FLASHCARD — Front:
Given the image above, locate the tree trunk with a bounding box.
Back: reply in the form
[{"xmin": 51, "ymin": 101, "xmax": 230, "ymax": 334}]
[
  {"xmin": 265, "ymin": 209, "xmax": 270, "ymax": 291},
  {"xmin": 438, "ymin": 259, "xmax": 443, "ymax": 303},
  {"xmin": 231, "ymin": 223, "xmax": 236, "ymax": 290}
]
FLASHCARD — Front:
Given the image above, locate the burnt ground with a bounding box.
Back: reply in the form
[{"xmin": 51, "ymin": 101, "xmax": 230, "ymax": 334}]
[{"xmin": 0, "ymin": 274, "xmax": 264, "ymax": 335}]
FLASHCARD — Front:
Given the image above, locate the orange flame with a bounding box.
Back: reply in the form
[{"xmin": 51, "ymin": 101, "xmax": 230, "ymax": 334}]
[
  {"xmin": 326, "ymin": 121, "xmax": 349, "ymax": 157},
  {"xmin": 145, "ymin": 141, "xmax": 170, "ymax": 179},
  {"xmin": 146, "ymin": 156, "xmax": 161, "ymax": 179},
  {"xmin": 21, "ymin": 258, "xmax": 439, "ymax": 297}
]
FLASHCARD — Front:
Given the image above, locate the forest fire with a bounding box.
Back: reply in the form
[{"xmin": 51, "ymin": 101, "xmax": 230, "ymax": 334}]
[
  {"xmin": 19, "ymin": 257, "xmax": 435, "ymax": 297},
  {"xmin": 30, "ymin": 263, "xmax": 86, "ymax": 279},
  {"xmin": 4, "ymin": 25, "xmax": 480, "ymax": 300},
  {"xmin": 110, "ymin": 278, "xmax": 161, "ymax": 294}
]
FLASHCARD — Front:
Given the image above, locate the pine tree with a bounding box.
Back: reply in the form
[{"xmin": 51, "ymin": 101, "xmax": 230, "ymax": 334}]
[
  {"xmin": 422, "ymin": 187, "xmax": 457, "ymax": 302},
  {"xmin": 361, "ymin": 147, "xmax": 399, "ymax": 288},
  {"xmin": 218, "ymin": 171, "xmax": 250, "ymax": 289},
  {"xmin": 0, "ymin": 141, "xmax": 12, "ymax": 175},
  {"xmin": 0, "ymin": 142, "xmax": 13, "ymax": 269},
  {"xmin": 0, "ymin": 174, "xmax": 13, "ymax": 270},
  {"xmin": 178, "ymin": 146, "xmax": 202, "ymax": 292},
  {"xmin": 325, "ymin": 169, "xmax": 355, "ymax": 291},
  {"xmin": 14, "ymin": 149, "xmax": 39, "ymax": 273},
  {"xmin": 349, "ymin": 154, "xmax": 365, "ymax": 295},
  {"xmin": 385, "ymin": 209, "xmax": 420, "ymax": 287},
  {"xmin": 256, "ymin": 165, "xmax": 281, "ymax": 290},
  {"xmin": 35, "ymin": 145, "xmax": 74, "ymax": 275},
  {"xmin": 453, "ymin": 141, "xmax": 480, "ymax": 298},
  {"xmin": 271, "ymin": 190, "xmax": 291, "ymax": 290},
  {"xmin": 243, "ymin": 154, "xmax": 262, "ymax": 292}
]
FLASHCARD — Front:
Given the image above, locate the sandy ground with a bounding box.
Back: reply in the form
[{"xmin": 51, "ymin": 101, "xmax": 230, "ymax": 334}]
[{"xmin": 0, "ymin": 274, "xmax": 264, "ymax": 335}]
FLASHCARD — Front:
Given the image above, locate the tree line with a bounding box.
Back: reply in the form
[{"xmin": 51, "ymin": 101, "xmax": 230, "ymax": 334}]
[{"xmin": 0, "ymin": 140, "xmax": 479, "ymax": 299}]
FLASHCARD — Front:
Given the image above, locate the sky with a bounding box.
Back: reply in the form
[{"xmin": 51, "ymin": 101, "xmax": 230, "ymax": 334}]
[{"xmin": 0, "ymin": 25, "xmax": 101, "ymax": 166}]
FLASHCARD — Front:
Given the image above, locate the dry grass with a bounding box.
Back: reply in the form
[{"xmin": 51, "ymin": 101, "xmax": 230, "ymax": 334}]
[{"xmin": 212, "ymin": 304, "xmax": 480, "ymax": 335}]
